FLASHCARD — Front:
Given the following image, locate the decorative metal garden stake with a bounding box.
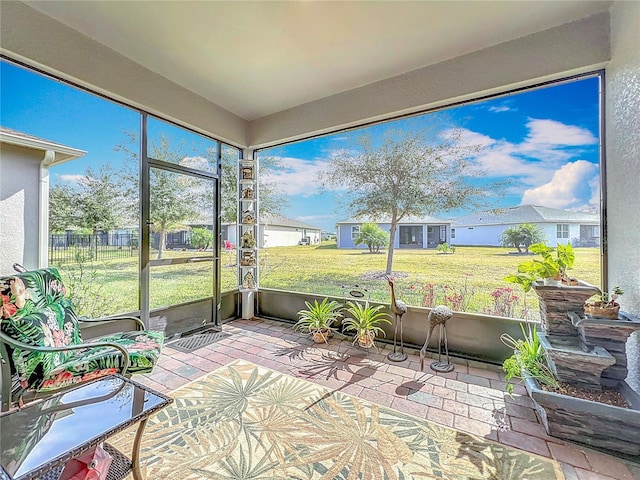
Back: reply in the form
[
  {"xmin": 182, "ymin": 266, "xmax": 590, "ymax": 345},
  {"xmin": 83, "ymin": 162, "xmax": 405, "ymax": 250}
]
[
  {"xmin": 386, "ymin": 276, "xmax": 408, "ymax": 362},
  {"xmin": 420, "ymin": 305, "xmax": 454, "ymax": 372}
]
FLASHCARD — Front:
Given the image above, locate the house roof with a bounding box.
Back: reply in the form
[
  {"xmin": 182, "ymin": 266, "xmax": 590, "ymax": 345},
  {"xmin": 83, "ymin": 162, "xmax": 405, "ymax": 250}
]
[
  {"xmin": 0, "ymin": 126, "xmax": 87, "ymax": 164},
  {"xmin": 452, "ymin": 205, "xmax": 599, "ymax": 227},
  {"xmin": 260, "ymin": 214, "xmax": 321, "ymax": 231},
  {"xmin": 224, "ymin": 214, "xmax": 321, "ymax": 231},
  {"xmin": 337, "ymin": 215, "xmax": 450, "ymax": 225}
]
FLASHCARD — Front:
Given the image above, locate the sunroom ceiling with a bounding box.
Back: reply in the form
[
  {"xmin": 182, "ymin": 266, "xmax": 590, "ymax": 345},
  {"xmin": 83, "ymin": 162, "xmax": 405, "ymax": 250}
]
[{"xmin": 24, "ymin": 1, "xmax": 612, "ymax": 121}]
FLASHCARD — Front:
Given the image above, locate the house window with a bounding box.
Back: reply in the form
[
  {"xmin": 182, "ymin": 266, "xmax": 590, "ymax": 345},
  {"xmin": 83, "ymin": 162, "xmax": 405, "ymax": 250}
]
[
  {"xmin": 451, "ymin": 228, "xmax": 456, "ymax": 239},
  {"xmin": 351, "ymin": 226, "xmax": 360, "ymax": 241},
  {"xmin": 557, "ymin": 224, "xmax": 569, "ymax": 239},
  {"xmin": 439, "ymin": 225, "xmax": 447, "ymax": 242}
]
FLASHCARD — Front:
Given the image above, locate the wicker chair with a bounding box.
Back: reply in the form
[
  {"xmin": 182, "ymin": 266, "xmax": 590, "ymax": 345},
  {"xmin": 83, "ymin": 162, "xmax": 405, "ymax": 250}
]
[{"xmin": 0, "ymin": 267, "xmax": 164, "ymax": 411}]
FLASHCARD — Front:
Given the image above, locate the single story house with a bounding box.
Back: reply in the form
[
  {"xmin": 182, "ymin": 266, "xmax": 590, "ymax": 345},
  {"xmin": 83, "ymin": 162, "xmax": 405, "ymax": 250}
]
[
  {"xmin": 224, "ymin": 214, "xmax": 321, "ymax": 248},
  {"xmin": 451, "ymin": 205, "xmax": 600, "ymax": 247},
  {"xmin": 0, "ymin": 127, "xmax": 86, "ymax": 274},
  {"xmin": 336, "ymin": 216, "xmax": 452, "ymax": 249}
]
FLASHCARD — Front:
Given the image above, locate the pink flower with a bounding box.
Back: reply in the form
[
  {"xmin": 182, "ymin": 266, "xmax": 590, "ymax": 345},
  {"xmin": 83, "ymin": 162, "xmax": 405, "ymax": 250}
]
[{"xmin": 0, "ymin": 295, "xmax": 17, "ymax": 319}]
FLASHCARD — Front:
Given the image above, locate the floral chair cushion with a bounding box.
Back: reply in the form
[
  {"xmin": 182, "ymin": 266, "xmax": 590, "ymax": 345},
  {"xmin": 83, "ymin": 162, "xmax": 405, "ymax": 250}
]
[
  {"xmin": 0, "ymin": 268, "xmax": 82, "ymax": 388},
  {"xmin": 0, "ymin": 268, "xmax": 164, "ymax": 395},
  {"xmin": 40, "ymin": 330, "xmax": 164, "ymax": 391}
]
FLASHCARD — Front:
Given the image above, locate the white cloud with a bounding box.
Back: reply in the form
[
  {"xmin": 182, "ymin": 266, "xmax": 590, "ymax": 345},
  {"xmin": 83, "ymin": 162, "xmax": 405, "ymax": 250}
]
[
  {"xmin": 489, "ymin": 106, "xmax": 513, "ymax": 113},
  {"xmin": 264, "ymin": 156, "xmax": 328, "ymax": 196},
  {"xmin": 520, "ymin": 160, "xmax": 599, "ymax": 209},
  {"xmin": 57, "ymin": 174, "xmax": 85, "ymax": 184},
  {"xmin": 524, "ymin": 118, "xmax": 597, "ymax": 147},
  {"xmin": 451, "ymin": 128, "xmax": 496, "ymax": 149}
]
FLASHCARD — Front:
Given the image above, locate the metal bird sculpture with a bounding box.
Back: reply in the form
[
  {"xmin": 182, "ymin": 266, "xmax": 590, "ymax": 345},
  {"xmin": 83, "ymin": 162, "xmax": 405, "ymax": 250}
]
[
  {"xmin": 419, "ymin": 305, "xmax": 454, "ymax": 372},
  {"xmin": 386, "ymin": 276, "xmax": 408, "ymax": 362}
]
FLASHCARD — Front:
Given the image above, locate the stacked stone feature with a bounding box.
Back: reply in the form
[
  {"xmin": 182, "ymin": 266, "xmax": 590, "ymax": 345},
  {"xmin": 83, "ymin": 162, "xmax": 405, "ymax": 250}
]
[
  {"xmin": 533, "ymin": 282, "xmax": 601, "ymax": 336},
  {"xmin": 539, "ymin": 332, "xmax": 615, "ymax": 391},
  {"xmin": 570, "ymin": 311, "xmax": 640, "ymax": 382}
]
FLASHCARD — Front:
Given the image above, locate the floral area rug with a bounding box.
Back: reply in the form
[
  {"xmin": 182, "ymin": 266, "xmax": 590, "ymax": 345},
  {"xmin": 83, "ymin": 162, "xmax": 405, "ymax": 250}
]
[{"xmin": 112, "ymin": 359, "xmax": 564, "ymax": 480}]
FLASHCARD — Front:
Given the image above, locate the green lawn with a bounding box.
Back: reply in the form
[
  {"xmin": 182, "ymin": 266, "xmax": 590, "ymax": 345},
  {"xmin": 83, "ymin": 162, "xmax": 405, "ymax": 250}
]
[
  {"xmin": 52, "ymin": 242, "xmax": 601, "ymax": 320},
  {"xmin": 259, "ymin": 242, "xmax": 601, "ymax": 318}
]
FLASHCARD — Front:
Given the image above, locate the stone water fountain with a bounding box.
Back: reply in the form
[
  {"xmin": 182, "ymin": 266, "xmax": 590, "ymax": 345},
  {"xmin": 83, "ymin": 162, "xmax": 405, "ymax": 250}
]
[{"xmin": 526, "ymin": 282, "xmax": 640, "ymax": 456}]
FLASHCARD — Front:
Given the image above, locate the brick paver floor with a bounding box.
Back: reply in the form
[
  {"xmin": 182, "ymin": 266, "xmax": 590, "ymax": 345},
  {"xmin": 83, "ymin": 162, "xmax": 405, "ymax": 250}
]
[{"xmin": 136, "ymin": 318, "xmax": 640, "ymax": 480}]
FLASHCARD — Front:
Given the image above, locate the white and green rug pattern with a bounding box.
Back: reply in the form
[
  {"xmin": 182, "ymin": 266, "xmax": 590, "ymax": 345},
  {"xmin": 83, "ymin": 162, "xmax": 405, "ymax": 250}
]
[{"xmin": 114, "ymin": 359, "xmax": 564, "ymax": 479}]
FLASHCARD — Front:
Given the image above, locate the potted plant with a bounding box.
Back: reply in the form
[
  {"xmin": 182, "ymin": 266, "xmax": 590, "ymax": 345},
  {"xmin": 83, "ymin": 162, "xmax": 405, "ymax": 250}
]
[
  {"xmin": 505, "ymin": 242, "xmax": 599, "ymax": 335},
  {"xmin": 342, "ymin": 301, "xmax": 391, "ymax": 348},
  {"xmin": 584, "ymin": 286, "xmax": 624, "ymax": 319},
  {"xmin": 293, "ymin": 298, "xmax": 342, "ymax": 343},
  {"xmin": 504, "ymin": 243, "xmax": 575, "ymax": 290},
  {"xmin": 501, "ymin": 323, "xmax": 559, "ymax": 393}
]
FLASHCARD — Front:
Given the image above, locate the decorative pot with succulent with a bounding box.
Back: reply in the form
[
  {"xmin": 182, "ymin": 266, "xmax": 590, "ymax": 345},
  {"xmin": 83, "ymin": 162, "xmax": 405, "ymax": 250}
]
[
  {"xmin": 293, "ymin": 298, "xmax": 342, "ymax": 343},
  {"xmin": 584, "ymin": 286, "xmax": 624, "ymax": 319},
  {"xmin": 342, "ymin": 301, "xmax": 391, "ymax": 348}
]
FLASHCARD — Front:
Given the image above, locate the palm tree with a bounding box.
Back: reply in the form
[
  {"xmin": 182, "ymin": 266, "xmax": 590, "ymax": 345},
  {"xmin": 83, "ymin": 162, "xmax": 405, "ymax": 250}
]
[{"xmin": 499, "ymin": 223, "xmax": 545, "ymax": 253}]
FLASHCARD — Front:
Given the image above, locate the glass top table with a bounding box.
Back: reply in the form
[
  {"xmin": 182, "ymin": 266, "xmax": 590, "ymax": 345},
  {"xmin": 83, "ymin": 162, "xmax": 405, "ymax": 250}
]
[{"xmin": 0, "ymin": 375, "xmax": 172, "ymax": 480}]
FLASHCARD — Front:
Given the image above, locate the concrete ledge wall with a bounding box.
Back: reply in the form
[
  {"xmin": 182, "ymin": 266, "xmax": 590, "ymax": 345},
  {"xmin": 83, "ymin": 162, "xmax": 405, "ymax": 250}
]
[{"xmin": 257, "ymin": 288, "xmax": 525, "ymax": 364}]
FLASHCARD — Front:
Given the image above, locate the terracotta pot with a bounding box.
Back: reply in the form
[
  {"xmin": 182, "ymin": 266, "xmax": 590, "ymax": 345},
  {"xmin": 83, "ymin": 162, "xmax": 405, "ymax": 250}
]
[
  {"xmin": 584, "ymin": 303, "xmax": 620, "ymax": 319},
  {"xmin": 312, "ymin": 329, "xmax": 330, "ymax": 343},
  {"xmin": 357, "ymin": 331, "xmax": 376, "ymax": 348}
]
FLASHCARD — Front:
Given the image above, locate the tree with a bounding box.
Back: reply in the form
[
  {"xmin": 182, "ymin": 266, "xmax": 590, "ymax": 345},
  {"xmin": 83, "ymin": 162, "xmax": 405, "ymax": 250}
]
[
  {"xmin": 49, "ymin": 165, "xmax": 124, "ymax": 258},
  {"xmin": 321, "ymin": 126, "xmax": 504, "ymax": 274},
  {"xmin": 354, "ymin": 222, "xmax": 389, "ymax": 253},
  {"xmin": 77, "ymin": 165, "xmax": 123, "ymax": 234},
  {"xmin": 116, "ymin": 133, "xmax": 202, "ymax": 259},
  {"xmin": 190, "ymin": 227, "xmax": 213, "ymax": 249},
  {"xmin": 49, "ymin": 184, "xmax": 79, "ymax": 233},
  {"xmin": 499, "ymin": 223, "xmax": 545, "ymax": 253}
]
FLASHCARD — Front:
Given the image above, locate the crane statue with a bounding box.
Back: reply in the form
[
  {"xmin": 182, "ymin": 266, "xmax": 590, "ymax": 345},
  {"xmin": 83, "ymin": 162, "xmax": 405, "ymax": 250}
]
[
  {"xmin": 385, "ymin": 276, "xmax": 408, "ymax": 362},
  {"xmin": 419, "ymin": 305, "xmax": 454, "ymax": 372}
]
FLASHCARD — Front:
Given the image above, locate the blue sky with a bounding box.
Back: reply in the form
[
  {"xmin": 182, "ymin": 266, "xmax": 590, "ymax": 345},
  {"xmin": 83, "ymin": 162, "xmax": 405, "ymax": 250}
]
[
  {"xmin": 259, "ymin": 78, "xmax": 600, "ymax": 232},
  {"xmin": 2, "ymin": 60, "xmax": 600, "ymax": 233}
]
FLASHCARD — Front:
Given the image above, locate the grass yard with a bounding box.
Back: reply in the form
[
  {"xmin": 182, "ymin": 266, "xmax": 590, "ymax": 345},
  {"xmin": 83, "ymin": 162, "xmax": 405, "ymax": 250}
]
[
  {"xmin": 51, "ymin": 242, "xmax": 601, "ymax": 320},
  {"xmin": 259, "ymin": 242, "xmax": 601, "ymax": 318}
]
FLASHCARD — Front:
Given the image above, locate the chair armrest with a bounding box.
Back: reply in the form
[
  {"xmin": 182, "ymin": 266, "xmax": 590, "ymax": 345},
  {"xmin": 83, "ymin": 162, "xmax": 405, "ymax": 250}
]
[
  {"xmin": 0, "ymin": 331, "xmax": 131, "ymax": 376},
  {"xmin": 79, "ymin": 315, "xmax": 145, "ymax": 331}
]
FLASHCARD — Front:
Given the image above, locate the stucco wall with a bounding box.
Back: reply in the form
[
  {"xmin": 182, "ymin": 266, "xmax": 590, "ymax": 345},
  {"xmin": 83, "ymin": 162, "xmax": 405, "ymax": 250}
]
[
  {"xmin": 0, "ymin": 144, "xmax": 42, "ymax": 274},
  {"xmin": 606, "ymin": 0, "xmax": 640, "ymax": 392},
  {"xmin": 453, "ymin": 223, "xmax": 582, "ymax": 247}
]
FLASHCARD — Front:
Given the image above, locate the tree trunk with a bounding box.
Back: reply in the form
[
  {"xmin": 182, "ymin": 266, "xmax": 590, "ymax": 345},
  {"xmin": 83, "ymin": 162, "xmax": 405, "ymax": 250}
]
[
  {"xmin": 157, "ymin": 227, "xmax": 166, "ymax": 260},
  {"xmin": 386, "ymin": 221, "xmax": 398, "ymax": 274}
]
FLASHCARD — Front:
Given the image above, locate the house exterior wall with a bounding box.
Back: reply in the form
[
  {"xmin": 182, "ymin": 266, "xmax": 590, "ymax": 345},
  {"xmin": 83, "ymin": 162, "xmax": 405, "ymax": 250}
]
[
  {"xmin": 453, "ymin": 222, "xmax": 587, "ymax": 247},
  {"xmin": 258, "ymin": 225, "xmax": 320, "ymax": 248},
  {"xmin": 338, "ymin": 222, "xmax": 449, "ymax": 249},
  {"xmin": 607, "ymin": 0, "xmax": 640, "ymax": 392},
  {"xmin": 0, "ymin": 144, "xmax": 42, "ymax": 274}
]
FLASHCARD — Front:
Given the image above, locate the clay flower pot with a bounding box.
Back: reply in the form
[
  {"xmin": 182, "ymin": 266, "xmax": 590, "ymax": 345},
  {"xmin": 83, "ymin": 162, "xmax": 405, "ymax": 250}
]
[{"xmin": 584, "ymin": 302, "xmax": 620, "ymax": 319}]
